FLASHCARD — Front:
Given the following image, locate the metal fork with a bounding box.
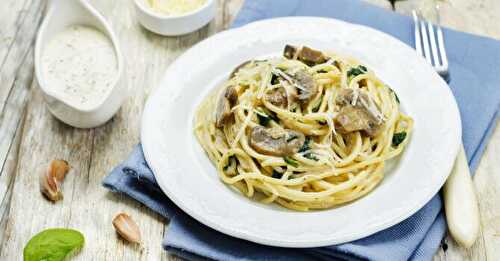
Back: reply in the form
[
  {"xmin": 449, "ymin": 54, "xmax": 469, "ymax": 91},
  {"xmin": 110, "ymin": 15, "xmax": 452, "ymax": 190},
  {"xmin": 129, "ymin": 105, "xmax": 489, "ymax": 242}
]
[
  {"xmin": 412, "ymin": 7, "xmax": 479, "ymax": 248},
  {"xmin": 412, "ymin": 8, "xmax": 449, "ymax": 80}
]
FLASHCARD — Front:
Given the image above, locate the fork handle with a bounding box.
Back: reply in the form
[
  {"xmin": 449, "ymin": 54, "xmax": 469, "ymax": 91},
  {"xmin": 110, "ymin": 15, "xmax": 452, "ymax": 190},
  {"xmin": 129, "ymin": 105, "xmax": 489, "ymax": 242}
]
[{"xmin": 443, "ymin": 144, "xmax": 480, "ymax": 248}]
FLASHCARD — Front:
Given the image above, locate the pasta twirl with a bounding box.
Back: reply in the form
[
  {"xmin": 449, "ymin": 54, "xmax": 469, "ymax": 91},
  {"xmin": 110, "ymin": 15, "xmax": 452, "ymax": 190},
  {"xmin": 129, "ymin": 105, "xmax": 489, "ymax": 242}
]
[{"xmin": 194, "ymin": 45, "xmax": 413, "ymax": 211}]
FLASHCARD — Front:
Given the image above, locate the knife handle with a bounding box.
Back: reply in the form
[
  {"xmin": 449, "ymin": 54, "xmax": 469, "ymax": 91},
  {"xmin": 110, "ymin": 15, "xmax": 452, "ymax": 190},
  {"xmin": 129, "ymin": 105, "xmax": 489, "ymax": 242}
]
[{"xmin": 443, "ymin": 144, "xmax": 480, "ymax": 248}]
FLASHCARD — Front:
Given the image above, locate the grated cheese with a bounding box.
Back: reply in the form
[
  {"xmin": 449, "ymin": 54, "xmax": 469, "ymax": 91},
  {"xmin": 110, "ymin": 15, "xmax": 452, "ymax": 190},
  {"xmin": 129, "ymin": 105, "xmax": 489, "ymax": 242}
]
[{"xmin": 146, "ymin": 0, "xmax": 206, "ymax": 16}]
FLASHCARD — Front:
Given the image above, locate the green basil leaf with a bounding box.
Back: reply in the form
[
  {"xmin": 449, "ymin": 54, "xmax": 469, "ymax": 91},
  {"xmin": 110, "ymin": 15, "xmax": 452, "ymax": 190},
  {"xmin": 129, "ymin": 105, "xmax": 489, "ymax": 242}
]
[{"xmin": 24, "ymin": 228, "xmax": 84, "ymax": 261}]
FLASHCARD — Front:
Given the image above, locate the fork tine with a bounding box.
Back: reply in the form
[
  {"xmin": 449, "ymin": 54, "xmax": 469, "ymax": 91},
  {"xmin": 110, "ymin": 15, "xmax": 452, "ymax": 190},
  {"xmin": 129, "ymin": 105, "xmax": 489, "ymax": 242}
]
[
  {"xmin": 435, "ymin": 5, "xmax": 448, "ymax": 68},
  {"xmin": 412, "ymin": 11, "xmax": 423, "ymax": 57},
  {"xmin": 419, "ymin": 17, "xmax": 432, "ymax": 64},
  {"xmin": 427, "ymin": 21, "xmax": 440, "ymax": 66},
  {"xmin": 436, "ymin": 26, "xmax": 448, "ymax": 68}
]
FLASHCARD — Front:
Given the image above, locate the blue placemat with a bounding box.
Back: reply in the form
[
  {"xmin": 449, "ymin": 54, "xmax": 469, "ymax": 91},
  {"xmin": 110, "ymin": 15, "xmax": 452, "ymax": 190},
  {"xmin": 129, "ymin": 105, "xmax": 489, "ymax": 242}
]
[{"xmin": 104, "ymin": 0, "xmax": 499, "ymax": 260}]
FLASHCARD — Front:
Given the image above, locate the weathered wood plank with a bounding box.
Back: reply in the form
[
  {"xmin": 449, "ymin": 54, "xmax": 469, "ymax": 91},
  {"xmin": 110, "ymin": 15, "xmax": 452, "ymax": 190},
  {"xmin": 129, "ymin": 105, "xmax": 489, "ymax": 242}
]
[
  {"xmin": 472, "ymin": 124, "xmax": 500, "ymax": 261},
  {"xmin": 0, "ymin": 45, "xmax": 34, "ymax": 205},
  {"xmin": 0, "ymin": 110, "xmax": 24, "ymax": 251},
  {"xmin": 396, "ymin": 0, "xmax": 500, "ymax": 40},
  {"xmin": 0, "ymin": 0, "xmax": 44, "ymax": 118},
  {"xmin": 0, "ymin": 0, "xmax": 43, "ymax": 213},
  {"xmin": 0, "ymin": 0, "xmax": 43, "ymax": 255}
]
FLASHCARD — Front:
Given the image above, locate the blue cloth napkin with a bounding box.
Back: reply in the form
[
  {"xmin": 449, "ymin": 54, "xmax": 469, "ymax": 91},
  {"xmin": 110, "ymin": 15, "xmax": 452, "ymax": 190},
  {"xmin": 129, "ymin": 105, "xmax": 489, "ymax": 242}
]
[{"xmin": 104, "ymin": 0, "xmax": 500, "ymax": 260}]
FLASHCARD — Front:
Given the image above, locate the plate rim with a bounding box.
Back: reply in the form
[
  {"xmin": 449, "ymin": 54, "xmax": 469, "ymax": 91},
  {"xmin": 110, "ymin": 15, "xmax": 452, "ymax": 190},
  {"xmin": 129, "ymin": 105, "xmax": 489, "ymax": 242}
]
[{"xmin": 141, "ymin": 16, "xmax": 462, "ymax": 248}]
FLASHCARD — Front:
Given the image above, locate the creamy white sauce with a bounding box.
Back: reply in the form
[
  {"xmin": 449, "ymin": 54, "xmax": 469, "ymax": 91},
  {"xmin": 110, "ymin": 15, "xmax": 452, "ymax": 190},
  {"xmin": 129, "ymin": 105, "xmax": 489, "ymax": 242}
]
[{"xmin": 42, "ymin": 25, "xmax": 118, "ymax": 109}]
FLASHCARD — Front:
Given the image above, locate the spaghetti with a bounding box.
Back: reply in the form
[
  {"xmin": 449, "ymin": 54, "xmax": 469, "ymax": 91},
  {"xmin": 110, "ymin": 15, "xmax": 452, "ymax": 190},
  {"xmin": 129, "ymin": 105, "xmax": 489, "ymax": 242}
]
[{"xmin": 194, "ymin": 45, "xmax": 413, "ymax": 211}]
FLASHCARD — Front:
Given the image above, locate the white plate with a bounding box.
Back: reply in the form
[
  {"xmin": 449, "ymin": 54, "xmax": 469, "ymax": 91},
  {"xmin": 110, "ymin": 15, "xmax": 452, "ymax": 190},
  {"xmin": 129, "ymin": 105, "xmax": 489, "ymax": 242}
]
[{"xmin": 141, "ymin": 17, "xmax": 461, "ymax": 247}]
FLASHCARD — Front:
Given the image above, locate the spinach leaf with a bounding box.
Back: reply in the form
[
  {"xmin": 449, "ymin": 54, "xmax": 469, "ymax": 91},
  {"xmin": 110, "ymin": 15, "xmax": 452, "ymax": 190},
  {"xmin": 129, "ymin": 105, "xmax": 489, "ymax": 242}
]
[
  {"xmin": 392, "ymin": 132, "xmax": 407, "ymax": 147},
  {"xmin": 256, "ymin": 108, "xmax": 280, "ymax": 126},
  {"xmin": 284, "ymin": 157, "xmax": 299, "ymax": 168},
  {"xmin": 298, "ymin": 137, "xmax": 311, "ymax": 153},
  {"xmin": 312, "ymin": 96, "xmax": 323, "ymax": 112},
  {"xmin": 347, "ymin": 65, "xmax": 368, "ymax": 78},
  {"xmin": 272, "ymin": 170, "xmax": 283, "ymax": 179},
  {"xmin": 256, "ymin": 113, "xmax": 271, "ymax": 126},
  {"xmin": 268, "ymin": 111, "xmax": 280, "ymax": 123},
  {"xmin": 24, "ymin": 228, "xmax": 84, "ymax": 261},
  {"xmin": 303, "ymin": 153, "xmax": 319, "ymax": 161},
  {"xmin": 388, "ymin": 86, "xmax": 400, "ymax": 104},
  {"xmin": 271, "ymin": 73, "xmax": 280, "ymax": 85}
]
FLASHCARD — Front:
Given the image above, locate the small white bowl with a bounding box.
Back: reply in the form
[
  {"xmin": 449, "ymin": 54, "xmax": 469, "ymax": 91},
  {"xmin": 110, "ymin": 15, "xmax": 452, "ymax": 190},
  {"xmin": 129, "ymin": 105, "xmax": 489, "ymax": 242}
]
[{"xmin": 134, "ymin": 0, "xmax": 216, "ymax": 36}]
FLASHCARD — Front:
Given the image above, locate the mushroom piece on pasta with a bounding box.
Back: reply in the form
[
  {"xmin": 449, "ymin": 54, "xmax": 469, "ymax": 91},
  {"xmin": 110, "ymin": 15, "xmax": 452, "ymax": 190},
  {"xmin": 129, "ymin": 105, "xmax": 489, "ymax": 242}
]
[
  {"xmin": 249, "ymin": 126, "xmax": 305, "ymax": 156},
  {"xmin": 334, "ymin": 88, "xmax": 384, "ymax": 137},
  {"xmin": 283, "ymin": 45, "xmax": 327, "ymax": 66},
  {"xmin": 215, "ymin": 86, "xmax": 238, "ymax": 128}
]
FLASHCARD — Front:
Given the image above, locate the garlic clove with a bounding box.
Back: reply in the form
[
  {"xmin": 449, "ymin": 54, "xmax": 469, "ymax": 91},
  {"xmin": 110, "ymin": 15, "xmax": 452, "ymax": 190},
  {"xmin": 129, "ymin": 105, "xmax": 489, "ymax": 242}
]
[
  {"xmin": 39, "ymin": 159, "xmax": 70, "ymax": 202},
  {"xmin": 49, "ymin": 159, "xmax": 70, "ymax": 182},
  {"xmin": 40, "ymin": 171, "xmax": 63, "ymax": 201},
  {"xmin": 112, "ymin": 213, "xmax": 142, "ymax": 244}
]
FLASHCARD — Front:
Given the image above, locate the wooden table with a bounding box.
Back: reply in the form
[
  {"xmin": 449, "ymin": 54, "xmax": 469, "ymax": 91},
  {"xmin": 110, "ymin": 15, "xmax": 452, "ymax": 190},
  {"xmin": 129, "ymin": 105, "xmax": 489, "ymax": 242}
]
[{"xmin": 0, "ymin": 0, "xmax": 497, "ymax": 260}]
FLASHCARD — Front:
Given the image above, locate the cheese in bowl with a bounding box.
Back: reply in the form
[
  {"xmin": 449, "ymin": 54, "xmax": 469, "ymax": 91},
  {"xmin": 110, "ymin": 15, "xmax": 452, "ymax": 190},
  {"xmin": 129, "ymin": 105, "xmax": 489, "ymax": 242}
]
[
  {"xmin": 145, "ymin": 0, "xmax": 207, "ymax": 16},
  {"xmin": 134, "ymin": 0, "xmax": 215, "ymax": 36}
]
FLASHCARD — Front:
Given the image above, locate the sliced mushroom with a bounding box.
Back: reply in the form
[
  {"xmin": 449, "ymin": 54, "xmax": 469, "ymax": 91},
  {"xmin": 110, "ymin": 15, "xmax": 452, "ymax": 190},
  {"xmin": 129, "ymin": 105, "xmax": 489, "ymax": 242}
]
[
  {"xmin": 335, "ymin": 88, "xmax": 355, "ymax": 106},
  {"xmin": 215, "ymin": 86, "xmax": 238, "ymax": 128},
  {"xmin": 265, "ymin": 87, "xmax": 287, "ymax": 108},
  {"xmin": 249, "ymin": 126, "xmax": 305, "ymax": 156},
  {"xmin": 283, "ymin": 45, "xmax": 299, "ymax": 59},
  {"xmin": 334, "ymin": 88, "xmax": 384, "ymax": 137},
  {"xmin": 299, "ymin": 46, "xmax": 327, "ymax": 66},
  {"xmin": 293, "ymin": 70, "xmax": 317, "ymax": 102},
  {"xmin": 283, "ymin": 45, "xmax": 326, "ymax": 66},
  {"xmin": 272, "ymin": 68, "xmax": 317, "ymax": 104}
]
